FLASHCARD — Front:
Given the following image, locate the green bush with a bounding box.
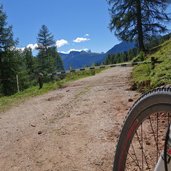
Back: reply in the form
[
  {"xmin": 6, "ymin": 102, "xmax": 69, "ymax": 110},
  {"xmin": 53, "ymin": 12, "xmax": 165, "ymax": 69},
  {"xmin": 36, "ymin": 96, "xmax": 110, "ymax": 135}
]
[{"xmin": 132, "ymin": 51, "xmax": 145, "ymax": 62}]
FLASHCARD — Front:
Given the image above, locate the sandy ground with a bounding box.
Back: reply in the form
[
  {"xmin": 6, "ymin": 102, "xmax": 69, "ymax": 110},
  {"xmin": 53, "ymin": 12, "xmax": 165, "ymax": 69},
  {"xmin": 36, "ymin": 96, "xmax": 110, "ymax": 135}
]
[{"xmin": 0, "ymin": 67, "xmax": 139, "ymax": 171}]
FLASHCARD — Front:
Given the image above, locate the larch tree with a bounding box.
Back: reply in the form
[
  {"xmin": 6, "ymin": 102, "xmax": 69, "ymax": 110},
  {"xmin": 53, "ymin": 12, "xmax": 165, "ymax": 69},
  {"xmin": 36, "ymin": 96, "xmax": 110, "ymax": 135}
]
[{"xmin": 107, "ymin": 0, "xmax": 171, "ymax": 52}]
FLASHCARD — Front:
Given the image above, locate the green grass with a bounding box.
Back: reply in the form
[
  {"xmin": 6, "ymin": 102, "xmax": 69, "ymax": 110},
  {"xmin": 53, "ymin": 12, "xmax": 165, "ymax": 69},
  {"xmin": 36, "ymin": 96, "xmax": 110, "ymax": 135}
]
[
  {"xmin": 64, "ymin": 68, "xmax": 98, "ymax": 81},
  {"xmin": 132, "ymin": 39, "xmax": 171, "ymax": 92},
  {"xmin": 0, "ymin": 68, "xmax": 105, "ymax": 112}
]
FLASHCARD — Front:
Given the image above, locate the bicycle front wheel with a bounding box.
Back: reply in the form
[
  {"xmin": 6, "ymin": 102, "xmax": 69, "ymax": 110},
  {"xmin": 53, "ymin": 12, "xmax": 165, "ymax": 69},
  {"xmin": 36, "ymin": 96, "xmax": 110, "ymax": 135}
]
[{"xmin": 113, "ymin": 86, "xmax": 171, "ymax": 171}]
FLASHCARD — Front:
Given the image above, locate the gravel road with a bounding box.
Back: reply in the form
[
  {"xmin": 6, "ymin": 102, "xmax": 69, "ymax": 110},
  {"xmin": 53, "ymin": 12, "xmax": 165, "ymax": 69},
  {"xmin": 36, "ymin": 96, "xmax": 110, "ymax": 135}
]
[{"xmin": 0, "ymin": 67, "xmax": 139, "ymax": 171}]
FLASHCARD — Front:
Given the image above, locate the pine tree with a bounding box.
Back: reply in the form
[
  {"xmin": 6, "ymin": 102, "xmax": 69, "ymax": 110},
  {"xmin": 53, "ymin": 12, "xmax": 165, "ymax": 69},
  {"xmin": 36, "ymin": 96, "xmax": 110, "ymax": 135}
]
[
  {"xmin": 37, "ymin": 25, "xmax": 55, "ymax": 50},
  {"xmin": 0, "ymin": 5, "xmax": 18, "ymax": 95},
  {"xmin": 48, "ymin": 47, "xmax": 64, "ymax": 72},
  {"xmin": 21, "ymin": 47, "xmax": 38, "ymax": 86},
  {"xmin": 23, "ymin": 48, "xmax": 35, "ymax": 74},
  {"xmin": 15, "ymin": 50, "xmax": 31, "ymax": 91},
  {"xmin": 107, "ymin": 0, "xmax": 171, "ymax": 51},
  {"xmin": 37, "ymin": 25, "xmax": 64, "ymax": 76},
  {"xmin": 37, "ymin": 25, "xmax": 55, "ymax": 71}
]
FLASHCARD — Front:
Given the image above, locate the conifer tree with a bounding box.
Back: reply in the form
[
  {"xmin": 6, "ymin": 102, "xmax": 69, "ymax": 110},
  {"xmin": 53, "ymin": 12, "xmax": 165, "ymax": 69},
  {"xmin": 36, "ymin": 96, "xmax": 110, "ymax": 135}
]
[
  {"xmin": 37, "ymin": 25, "xmax": 64, "ymax": 75},
  {"xmin": 37, "ymin": 25, "xmax": 55, "ymax": 70},
  {"xmin": 23, "ymin": 48, "xmax": 35, "ymax": 75},
  {"xmin": 107, "ymin": 0, "xmax": 171, "ymax": 51},
  {"xmin": 37, "ymin": 25, "xmax": 55, "ymax": 51},
  {"xmin": 0, "ymin": 5, "xmax": 18, "ymax": 95},
  {"xmin": 48, "ymin": 46, "xmax": 64, "ymax": 72}
]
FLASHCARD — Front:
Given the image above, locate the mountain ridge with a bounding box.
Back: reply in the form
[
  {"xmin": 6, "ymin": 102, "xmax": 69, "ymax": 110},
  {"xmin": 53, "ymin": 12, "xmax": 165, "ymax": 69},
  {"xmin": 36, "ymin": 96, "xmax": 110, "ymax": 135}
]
[{"xmin": 59, "ymin": 41, "xmax": 135, "ymax": 70}]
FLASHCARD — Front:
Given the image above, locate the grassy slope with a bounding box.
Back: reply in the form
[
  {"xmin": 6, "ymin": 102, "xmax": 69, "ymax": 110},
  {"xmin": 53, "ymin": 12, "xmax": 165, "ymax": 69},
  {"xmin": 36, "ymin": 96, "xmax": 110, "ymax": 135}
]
[
  {"xmin": 132, "ymin": 39, "xmax": 171, "ymax": 92},
  {"xmin": 0, "ymin": 68, "xmax": 104, "ymax": 112}
]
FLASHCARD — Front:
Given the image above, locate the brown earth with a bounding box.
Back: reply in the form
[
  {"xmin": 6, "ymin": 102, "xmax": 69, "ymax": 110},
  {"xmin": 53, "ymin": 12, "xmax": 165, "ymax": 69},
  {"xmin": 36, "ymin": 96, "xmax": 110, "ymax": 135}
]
[{"xmin": 0, "ymin": 67, "xmax": 139, "ymax": 171}]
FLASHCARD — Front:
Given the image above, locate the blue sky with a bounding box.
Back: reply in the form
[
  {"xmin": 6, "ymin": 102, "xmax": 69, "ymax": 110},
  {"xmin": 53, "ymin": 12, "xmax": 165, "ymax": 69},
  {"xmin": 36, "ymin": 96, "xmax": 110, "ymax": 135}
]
[{"xmin": 1, "ymin": 0, "xmax": 171, "ymax": 54}]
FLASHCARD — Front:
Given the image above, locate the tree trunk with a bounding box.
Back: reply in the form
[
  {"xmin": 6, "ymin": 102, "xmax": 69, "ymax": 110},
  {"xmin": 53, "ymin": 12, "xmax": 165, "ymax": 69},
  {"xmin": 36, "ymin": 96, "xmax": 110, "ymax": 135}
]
[{"xmin": 136, "ymin": 0, "xmax": 145, "ymax": 52}]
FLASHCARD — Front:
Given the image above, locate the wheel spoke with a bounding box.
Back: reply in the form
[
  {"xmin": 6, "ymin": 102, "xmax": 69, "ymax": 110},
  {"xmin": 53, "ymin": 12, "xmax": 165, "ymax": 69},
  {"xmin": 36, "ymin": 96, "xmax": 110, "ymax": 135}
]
[
  {"xmin": 129, "ymin": 144, "xmax": 141, "ymax": 170},
  {"xmin": 148, "ymin": 116, "xmax": 160, "ymax": 158},
  {"xmin": 135, "ymin": 130, "xmax": 150, "ymax": 170},
  {"xmin": 156, "ymin": 113, "xmax": 159, "ymax": 162},
  {"xmin": 141, "ymin": 124, "xmax": 144, "ymax": 170},
  {"xmin": 125, "ymin": 113, "xmax": 170, "ymax": 170}
]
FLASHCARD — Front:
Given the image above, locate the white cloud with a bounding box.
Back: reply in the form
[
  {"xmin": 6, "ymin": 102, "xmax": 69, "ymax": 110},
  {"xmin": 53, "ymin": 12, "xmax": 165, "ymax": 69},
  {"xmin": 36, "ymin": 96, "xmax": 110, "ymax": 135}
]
[
  {"xmin": 56, "ymin": 39, "xmax": 69, "ymax": 48},
  {"xmin": 60, "ymin": 48, "xmax": 89, "ymax": 54},
  {"xmin": 73, "ymin": 37, "xmax": 90, "ymax": 43},
  {"xmin": 16, "ymin": 39, "xmax": 69, "ymax": 52},
  {"xmin": 26, "ymin": 43, "xmax": 38, "ymax": 50},
  {"xmin": 85, "ymin": 34, "xmax": 89, "ymax": 37},
  {"xmin": 16, "ymin": 43, "xmax": 38, "ymax": 51}
]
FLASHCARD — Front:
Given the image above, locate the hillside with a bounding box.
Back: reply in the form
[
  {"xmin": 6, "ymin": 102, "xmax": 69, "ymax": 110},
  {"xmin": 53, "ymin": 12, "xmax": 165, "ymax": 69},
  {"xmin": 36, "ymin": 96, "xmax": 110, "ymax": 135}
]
[
  {"xmin": 132, "ymin": 39, "xmax": 171, "ymax": 91},
  {"xmin": 106, "ymin": 41, "xmax": 135, "ymax": 55}
]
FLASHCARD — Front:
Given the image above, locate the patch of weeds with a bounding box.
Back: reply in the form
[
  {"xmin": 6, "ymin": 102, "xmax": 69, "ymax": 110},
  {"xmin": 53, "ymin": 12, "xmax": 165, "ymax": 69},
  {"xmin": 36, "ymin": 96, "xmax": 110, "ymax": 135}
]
[{"xmin": 132, "ymin": 39, "xmax": 171, "ymax": 92}]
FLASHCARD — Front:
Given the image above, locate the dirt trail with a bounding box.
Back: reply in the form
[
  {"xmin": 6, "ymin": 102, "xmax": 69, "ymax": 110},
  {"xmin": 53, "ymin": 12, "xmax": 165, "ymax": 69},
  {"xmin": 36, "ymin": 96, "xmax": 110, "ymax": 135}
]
[{"xmin": 0, "ymin": 67, "xmax": 139, "ymax": 171}]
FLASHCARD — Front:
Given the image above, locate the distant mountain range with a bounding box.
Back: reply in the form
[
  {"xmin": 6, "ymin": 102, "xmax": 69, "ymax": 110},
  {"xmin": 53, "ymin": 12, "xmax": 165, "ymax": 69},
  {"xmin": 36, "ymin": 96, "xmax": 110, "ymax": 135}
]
[
  {"xmin": 59, "ymin": 41, "xmax": 135, "ymax": 70},
  {"xmin": 59, "ymin": 51, "xmax": 105, "ymax": 70}
]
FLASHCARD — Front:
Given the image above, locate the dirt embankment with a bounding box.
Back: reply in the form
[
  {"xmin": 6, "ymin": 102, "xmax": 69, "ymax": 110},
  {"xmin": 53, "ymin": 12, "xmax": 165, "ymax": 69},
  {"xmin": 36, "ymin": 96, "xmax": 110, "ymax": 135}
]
[{"xmin": 0, "ymin": 67, "xmax": 139, "ymax": 171}]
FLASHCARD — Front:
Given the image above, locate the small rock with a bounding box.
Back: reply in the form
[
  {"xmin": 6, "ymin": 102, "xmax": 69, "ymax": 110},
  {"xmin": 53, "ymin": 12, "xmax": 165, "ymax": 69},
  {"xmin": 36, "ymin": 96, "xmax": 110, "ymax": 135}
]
[
  {"xmin": 103, "ymin": 101, "xmax": 107, "ymax": 103},
  {"xmin": 31, "ymin": 124, "xmax": 36, "ymax": 127},
  {"xmin": 38, "ymin": 131, "xmax": 42, "ymax": 135},
  {"xmin": 134, "ymin": 93, "xmax": 139, "ymax": 97},
  {"xmin": 130, "ymin": 83, "xmax": 137, "ymax": 91},
  {"xmin": 146, "ymin": 141, "xmax": 151, "ymax": 145},
  {"xmin": 61, "ymin": 133, "xmax": 66, "ymax": 136},
  {"xmin": 95, "ymin": 161, "xmax": 104, "ymax": 166},
  {"xmin": 66, "ymin": 90, "xmax": 70, "ymax": 92},
  {"xmin": 128, "ymin": 98, "xmax": 133, "ymax": 102}
]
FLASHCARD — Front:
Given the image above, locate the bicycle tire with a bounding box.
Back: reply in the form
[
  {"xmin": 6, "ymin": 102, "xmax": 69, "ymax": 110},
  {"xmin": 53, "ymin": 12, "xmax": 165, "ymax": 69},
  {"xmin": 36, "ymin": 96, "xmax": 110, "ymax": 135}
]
[{"xmin": 113, "ymin": 86, "xmax": 171, "ymax": 171}]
